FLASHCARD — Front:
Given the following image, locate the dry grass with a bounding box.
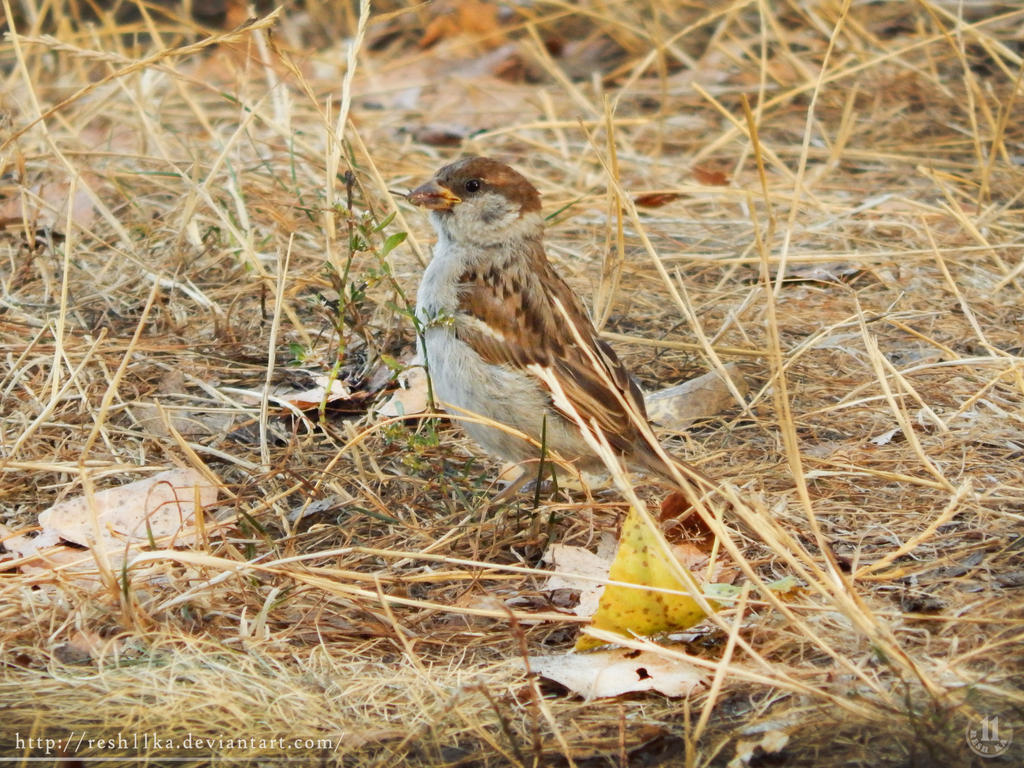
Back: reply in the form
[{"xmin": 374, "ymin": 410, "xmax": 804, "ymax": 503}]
[{"xmin": 1, "ymin": 0, "xmax": 1023, "ymax": 765}]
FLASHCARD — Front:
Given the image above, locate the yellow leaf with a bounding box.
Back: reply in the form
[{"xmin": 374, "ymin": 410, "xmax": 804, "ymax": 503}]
[{"xmin": 576, "ymin": 507, "xmax": 716, "ymax": 651}]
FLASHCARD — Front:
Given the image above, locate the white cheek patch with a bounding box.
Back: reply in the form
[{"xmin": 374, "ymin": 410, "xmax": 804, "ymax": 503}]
[
  {"xmin": 440, "ymin": 193, "xmax": 542, "ymax": 247},
  {"xmin": 478, "ymin": 193, "xmax": 517, "ymax": 225},
  {"xmin": 454, "ymin": 194, "xmax": 515, "ymax": 242}
]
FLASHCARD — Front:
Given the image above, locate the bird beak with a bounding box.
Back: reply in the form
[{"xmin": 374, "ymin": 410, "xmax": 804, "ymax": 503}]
[{"xmin": 408, "ymin": 179, "xmax": 461, "ymax": 211}]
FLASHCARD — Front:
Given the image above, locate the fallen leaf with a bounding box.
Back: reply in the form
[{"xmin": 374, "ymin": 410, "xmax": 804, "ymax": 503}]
[
  {"xmin": 413, "ymin": 124, "xmax": 468, "ymax": 147},
  {"xmin": 420, "ymin": 0, "xmax": 502, "ymax": 49},
  {"xmin": 528, "ymin": 648, "xmax": 705, "ymax": 699},
  {"xmin": 2, "ymin": 468, "xmax": 220, "ymax": 577},
  {"xmin": 0, "ymin": 175, "xmax": 100, "ymax": 232},
  {"xmin": 645, "ymin": 363, "xmax": 748, "ymax": 431},
  {"xmin": 693, "ymin": 165, "xmax": 730, "ymax": 186},
  {"xmin": 869, "ymin": 426, "xmax": 901, "ymax": 446},
  {"xmin": 634, "ymin": 192, "xmax": 682, "ymax": 208},
  {"xmin": 576, "ymin": 507, "xmax": 716, "ymax": 651},
  {"xmin": 727, "ymin": 729, "xmax": 790, "ymax": 768},
  {"xmin": 278, "ymin": 375, "xmax": 351, "ymax": 410},
  {"xmin": 52, "ymin": 629, "xmax": 119, "ymax": 665},
  {"xmin": 779, "ymin": 262, "xmax": 863, "ymax": 283},
  {"xmin": 40, "ymin": 468, "xmax": 218, "ymax": 549},
  {"xmin": 659, "ymin": 491, "xmax": 693, "ymax": 525},
  {"xmin": 659, "ymin": 493, "xmax": 741, "ymax": 586},
  {"xmin": 377, "ymin": 366, "xmax": 429, "ymax": 418},
  {"xmin": 0, "ymin": 526, "xmax": 95, "ymax": 574},
  {"xmin": 541, "ymin": 535, "xmax": 619, "ymax": 618}
]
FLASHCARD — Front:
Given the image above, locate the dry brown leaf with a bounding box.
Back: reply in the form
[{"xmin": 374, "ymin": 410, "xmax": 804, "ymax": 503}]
[
  {"xmin": 693, "ymin": 165, "xmax": 730, "ymax": 186},
  {"xmin": 412, "ymin": 124, "xmax": 468, "ymax": 147},
  {"xmin": 633, "ymin": 192, "xmax": 682, "ymax": 208},
  {"xmin": 420, "ymin": 0, "xmax": 503, "ymax": 49},
  {"xmin": 658, "ymin": 491, "xmax": 693, "ymax": 524},
  {"xmin": 660, "ymin": 494, "xmax": 739, "ymax": 585}
]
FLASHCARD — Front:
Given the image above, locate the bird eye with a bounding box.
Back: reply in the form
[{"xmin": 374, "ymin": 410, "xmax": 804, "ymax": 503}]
[{"xmin": 464, "ymin": 179, "xmax": 482, "ymax": 193}]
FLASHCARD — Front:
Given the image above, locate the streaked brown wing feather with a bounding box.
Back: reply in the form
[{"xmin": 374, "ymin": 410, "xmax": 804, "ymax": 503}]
[{"xmin": 454, "ymin": 243, "xmax": 648, "ymax": 455}]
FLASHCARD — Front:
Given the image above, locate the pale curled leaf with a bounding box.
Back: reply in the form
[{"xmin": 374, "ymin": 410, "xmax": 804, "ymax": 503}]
[
  {"xmin": 540, "ymin": 535, "xmax": 618, "ymax": 618},
  {"xmin": 527, "ymin": 648, "xmax": 706, "ymax": 699},
  {"xmin": 277, "ymin": 376, "xmax": 352, "ymax": 410},
  {"xmin": 376, "ymin": 366, "xmax": 429, "ymax": 417},
  {"xmin": 644, "ymin": 363, "xmax": 748, "ymax": 431}
]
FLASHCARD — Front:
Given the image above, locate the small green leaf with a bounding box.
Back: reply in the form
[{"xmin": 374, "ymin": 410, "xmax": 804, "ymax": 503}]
[
  {"xmin": 380, "ymin": 231, "xmax": 407, "ymax": 257},
  {"xmin": 373, "ymin": 211, "xmax": 397, "ymax": 232}
]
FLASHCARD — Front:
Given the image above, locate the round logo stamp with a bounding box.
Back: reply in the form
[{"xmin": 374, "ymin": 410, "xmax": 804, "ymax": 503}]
[{"xmin": 966, "ymin": 716, "xmax": 1012, "ymax": 758}]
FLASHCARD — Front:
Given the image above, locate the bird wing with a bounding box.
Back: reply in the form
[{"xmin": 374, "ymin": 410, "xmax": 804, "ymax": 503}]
[{"xmin": 454, "ymin": 243, "xmax": 649, "ymax": 456}]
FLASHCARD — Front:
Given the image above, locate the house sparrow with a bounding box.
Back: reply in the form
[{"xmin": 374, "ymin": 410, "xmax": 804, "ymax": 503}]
[{"xmin": 408, "ymin": 156, "xmax": 707, "ymax": 492}]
